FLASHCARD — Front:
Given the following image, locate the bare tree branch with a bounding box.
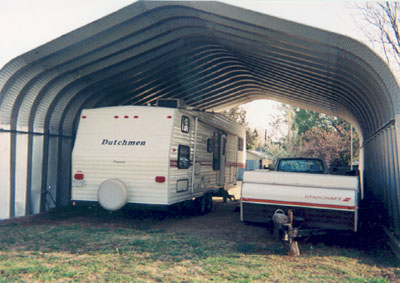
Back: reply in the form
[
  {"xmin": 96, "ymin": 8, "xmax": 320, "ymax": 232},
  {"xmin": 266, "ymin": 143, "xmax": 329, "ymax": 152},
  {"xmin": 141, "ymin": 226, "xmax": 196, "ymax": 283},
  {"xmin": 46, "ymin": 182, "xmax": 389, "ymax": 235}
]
[{"xmin": 355, "ymin": 1, "xmax": 400, "ymax": 73}]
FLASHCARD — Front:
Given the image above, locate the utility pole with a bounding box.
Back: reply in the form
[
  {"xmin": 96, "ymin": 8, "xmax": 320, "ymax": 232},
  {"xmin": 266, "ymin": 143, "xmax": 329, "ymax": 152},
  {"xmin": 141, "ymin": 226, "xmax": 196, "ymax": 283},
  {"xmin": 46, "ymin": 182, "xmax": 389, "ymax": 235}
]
[
  {"xmin": 287, "ymin": 106, "xmax": 292, "ymax": 152},
  {"xmin": 264, "ymin": 129, "xmax": 267, "ymax": 147},
  {"xmin": 350, "ymin": 125, "xmax": 353, "ymax": 170}
]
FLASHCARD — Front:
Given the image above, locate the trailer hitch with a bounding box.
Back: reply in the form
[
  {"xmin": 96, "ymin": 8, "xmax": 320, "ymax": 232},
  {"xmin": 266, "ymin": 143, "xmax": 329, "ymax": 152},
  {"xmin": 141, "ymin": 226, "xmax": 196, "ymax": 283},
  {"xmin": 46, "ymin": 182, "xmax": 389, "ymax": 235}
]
[
  {"xmin": 282, "ymin": 210, "xmax": 300, "ymax": 256},
  {"xmin": 279, "ymin": 210, "xmax": 332, "ymax": 256},
  {"xmin": 271, "ymin": 209, "xmax": 300, "ymax": 256}
]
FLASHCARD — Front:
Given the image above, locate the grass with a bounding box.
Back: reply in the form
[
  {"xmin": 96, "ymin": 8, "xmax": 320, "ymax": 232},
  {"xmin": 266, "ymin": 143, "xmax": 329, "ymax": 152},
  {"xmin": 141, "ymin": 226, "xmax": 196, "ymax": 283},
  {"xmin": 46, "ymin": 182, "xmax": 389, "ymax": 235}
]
[{"xmin": 0, "ymin": 206, "xmax": 399, "ymax": 282}]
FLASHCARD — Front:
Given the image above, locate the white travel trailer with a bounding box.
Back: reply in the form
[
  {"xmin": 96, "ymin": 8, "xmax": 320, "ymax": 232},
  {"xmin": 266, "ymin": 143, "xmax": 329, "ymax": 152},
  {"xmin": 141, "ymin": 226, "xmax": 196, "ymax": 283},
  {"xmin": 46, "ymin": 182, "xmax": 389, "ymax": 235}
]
[{"xmin": 71, "ymin": 103, "xmax": 245, "ymax": 213}]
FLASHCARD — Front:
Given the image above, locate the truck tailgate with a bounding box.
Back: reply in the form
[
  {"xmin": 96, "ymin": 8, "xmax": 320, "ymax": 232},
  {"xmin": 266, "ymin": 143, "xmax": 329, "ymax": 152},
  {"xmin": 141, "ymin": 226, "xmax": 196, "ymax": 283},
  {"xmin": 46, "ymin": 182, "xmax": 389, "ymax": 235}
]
[
  {"xmin": 241, "ymin": 171, "xmax": 359, "ymax": 231},
  {"xmin": 242, "ymin": 171, "xmax": 358, "ymax": 211}
]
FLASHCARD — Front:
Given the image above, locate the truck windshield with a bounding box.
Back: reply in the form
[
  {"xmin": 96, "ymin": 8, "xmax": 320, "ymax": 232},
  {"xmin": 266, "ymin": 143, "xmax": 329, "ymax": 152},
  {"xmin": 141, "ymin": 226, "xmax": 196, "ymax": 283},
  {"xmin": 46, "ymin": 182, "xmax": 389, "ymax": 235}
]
[{"xmin": 278, "ymin": 159, "xmax": 324, "ymax": 173}]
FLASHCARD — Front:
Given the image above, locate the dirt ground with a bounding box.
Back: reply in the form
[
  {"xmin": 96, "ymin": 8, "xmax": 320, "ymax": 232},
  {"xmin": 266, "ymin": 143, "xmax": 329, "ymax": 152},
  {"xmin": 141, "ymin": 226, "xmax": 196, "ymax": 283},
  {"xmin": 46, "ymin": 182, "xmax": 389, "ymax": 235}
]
[
  {"xmin": 55, "ymin": 189, "xmax": 268, "ymax": 245},
  {"xmin": 1, "ymin": 184, "xmax": 275, "ymax": 249},
  {"xmin": 1, "ymin": 184, "xmax": 398, "ymax": 260}
]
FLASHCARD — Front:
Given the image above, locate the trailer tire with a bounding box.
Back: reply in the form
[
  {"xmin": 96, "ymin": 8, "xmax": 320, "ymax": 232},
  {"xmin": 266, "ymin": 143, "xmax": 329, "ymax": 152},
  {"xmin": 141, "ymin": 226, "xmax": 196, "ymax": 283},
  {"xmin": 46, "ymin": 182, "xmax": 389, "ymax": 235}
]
[
  {"xmin": 194, "ymin": 196, "xmax": 207, "ymax": 215},
  {"xmin": 204, "ymin": 193, "xmax": 213, "ymax": 213},
  {"xmin": 97, "ymin": 179, "xmax": 128, "ymax": 211},
  {"xmin": 194, "ymin": 193, "xmax": 213, "ymax": 215}
]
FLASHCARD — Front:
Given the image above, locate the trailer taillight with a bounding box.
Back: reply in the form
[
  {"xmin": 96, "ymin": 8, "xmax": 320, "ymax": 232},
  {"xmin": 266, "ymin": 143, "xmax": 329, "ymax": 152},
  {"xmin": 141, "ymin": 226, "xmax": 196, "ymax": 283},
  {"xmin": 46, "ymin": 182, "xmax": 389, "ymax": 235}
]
[
  {"xmin": 74, "ymin": 173, "xmax": 84, "ymax": 180},
  {"xmin": 134, "ymin": 115, "xmax": 139, "ymax": 119},
  {"xmin": 82, "ymin": 116, "xmax": 87, "ymax": 119},
  {"xmin": 167, "ymin": 116, "xmax": 172, "ymax": 119},
  {"xmin": 155, "ymin": 176, "xmax": 166, "ymax": 183}
]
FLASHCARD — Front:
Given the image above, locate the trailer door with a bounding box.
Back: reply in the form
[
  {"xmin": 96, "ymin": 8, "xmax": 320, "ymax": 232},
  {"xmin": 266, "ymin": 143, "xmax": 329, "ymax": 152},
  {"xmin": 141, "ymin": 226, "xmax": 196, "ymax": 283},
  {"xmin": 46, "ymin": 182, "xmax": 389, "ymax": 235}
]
[{"xmin": 218, "ymin": 134, "xmax": 227, "ymax": 186}]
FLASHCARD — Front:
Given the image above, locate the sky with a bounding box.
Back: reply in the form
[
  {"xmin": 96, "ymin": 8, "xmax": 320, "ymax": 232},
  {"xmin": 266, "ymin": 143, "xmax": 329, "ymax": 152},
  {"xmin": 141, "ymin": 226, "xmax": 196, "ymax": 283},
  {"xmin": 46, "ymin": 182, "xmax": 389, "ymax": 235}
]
[{"xmin": 0, "ymin": 0, "xmax": 373, "ymax": 130}]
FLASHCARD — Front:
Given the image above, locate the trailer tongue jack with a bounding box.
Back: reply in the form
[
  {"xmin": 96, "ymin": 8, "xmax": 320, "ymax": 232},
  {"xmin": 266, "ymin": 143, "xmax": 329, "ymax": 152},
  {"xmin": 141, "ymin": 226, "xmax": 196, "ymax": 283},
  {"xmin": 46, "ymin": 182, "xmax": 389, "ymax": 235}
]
[{"xmin": 273, "ymin": 209, "xmax": 334, "ymax": 256}]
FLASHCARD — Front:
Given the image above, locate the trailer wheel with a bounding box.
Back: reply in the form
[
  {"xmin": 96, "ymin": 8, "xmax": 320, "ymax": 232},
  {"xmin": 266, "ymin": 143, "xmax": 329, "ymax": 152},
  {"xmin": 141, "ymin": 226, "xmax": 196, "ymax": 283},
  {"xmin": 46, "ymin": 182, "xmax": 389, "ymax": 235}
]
[
  {"xmin": 198, "ymin": 197, "xmax": 207, "ymax": 215},
  {"xmin": 193, "ymin": 196, "xmax": 206, "ymax": 215},
  {"xmin": 204, "ymin": 193, "xmax": 213, "ymax": 213},
  {"xmin": 194, "ymin": 194, "xmax": 213, "ymax": 215},
  {"xmin": 176, "ymin": 200, "xmax": 193, "ymax": 215}
]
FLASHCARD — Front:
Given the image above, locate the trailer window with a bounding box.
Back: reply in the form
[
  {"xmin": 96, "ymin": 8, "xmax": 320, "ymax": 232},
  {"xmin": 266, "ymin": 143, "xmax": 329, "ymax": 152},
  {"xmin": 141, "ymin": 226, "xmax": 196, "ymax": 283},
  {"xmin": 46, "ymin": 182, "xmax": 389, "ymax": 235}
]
[
  {"xmin": 238, "ymin": 137, "xmax": 244, "ymax": 151},
  {"xmin": 176, "ymin": 179, "xmax": 189, "ymax": 192},
  {"xmin": 181, "ymin": 116, "xmax": 190, "ymax": 133},
  {"xmin": 178, "ymin": 145, "xmax": 190, "ymax": 169}
]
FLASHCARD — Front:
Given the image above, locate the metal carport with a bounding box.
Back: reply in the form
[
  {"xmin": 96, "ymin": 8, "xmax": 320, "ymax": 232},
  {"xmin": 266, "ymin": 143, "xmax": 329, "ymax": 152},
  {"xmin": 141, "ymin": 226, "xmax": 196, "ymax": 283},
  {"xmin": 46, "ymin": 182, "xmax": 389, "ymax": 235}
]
[{"xmin": 0, "ymin": 1, "xmax": 399, "ymax": 246}]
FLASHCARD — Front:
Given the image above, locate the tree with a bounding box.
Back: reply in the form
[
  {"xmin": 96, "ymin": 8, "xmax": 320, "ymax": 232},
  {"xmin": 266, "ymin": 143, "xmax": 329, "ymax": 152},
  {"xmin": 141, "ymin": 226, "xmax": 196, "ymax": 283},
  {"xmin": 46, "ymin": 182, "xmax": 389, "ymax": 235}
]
[
  {"xmin": 300, "ymin": 124, "xmax": 352, "ymax": 166},
  {"xmin": 293, "ymin": 109, "xmax": 359, "ymax": 167},
  {"xmin": 294, "ymin": 109, "xmax": 348, "ymax": 136},
  {"xmin": 357, "ymin": 2, "xmax": 400, "ymax": 70},
  {"xmin": 263, "ymin": 104, "xmax": 359, "ymax": 167},
  {"xmin": 222, "ymin": 107, "xmax": 247, "ymax": 126},
  {"xmin": 223, "ymin": 105, "xmax": 359, "ymax": 166},
  {"xmin": 222, "ymin": 106, "xmax": 258, "ymax": 149},
  {"xmin": 263, "ymin": 138, "xmax": 288, "ymax": 158},
  {"xmin": 246, "ymin": 128, "xmax": 259, "ymax": 150}
]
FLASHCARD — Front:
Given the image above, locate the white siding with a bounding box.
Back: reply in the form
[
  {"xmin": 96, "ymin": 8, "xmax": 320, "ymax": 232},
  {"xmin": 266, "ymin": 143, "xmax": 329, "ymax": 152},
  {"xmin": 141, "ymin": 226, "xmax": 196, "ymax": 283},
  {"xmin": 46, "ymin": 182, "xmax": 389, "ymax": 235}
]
[
  {"xmin": 168, "ymin": 112, "xmax": 195, "ymax": 204},
  {"xmin": 72, "ymin": 106, "xmax": 173, "ymax": 205},
  {"xmin": 168, "ymin": 110, "xmax": 245, "ymax": 204},
  {"xmin": 72, "ymin": 106, "xmax": 245, "ymax": 207}
]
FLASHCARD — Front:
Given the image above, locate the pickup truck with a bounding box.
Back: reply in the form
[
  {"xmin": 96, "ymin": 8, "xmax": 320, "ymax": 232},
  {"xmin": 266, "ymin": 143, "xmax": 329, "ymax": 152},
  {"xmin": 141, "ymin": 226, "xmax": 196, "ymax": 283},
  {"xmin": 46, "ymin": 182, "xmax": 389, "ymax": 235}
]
[{"xmin": 241, "ymin": 157, "xmax": 360, "ymax": 234}]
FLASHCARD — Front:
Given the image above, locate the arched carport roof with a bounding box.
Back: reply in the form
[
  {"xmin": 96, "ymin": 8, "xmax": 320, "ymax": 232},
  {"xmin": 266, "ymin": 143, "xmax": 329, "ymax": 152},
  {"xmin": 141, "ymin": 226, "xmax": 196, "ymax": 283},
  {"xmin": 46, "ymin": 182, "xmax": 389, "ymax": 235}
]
[
  {"xmin": 0, "ymin": 1, "xmax": 400, "ymax": 246},
  {"xmin": 0, "ymin": 1, "xmax": 398, "ymax": 139}
]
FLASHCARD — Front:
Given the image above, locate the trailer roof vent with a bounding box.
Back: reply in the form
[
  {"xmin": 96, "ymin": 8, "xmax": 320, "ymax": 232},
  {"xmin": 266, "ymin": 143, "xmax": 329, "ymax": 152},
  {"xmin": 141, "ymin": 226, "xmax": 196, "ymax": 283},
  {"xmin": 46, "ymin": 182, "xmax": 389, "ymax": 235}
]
[{"xmin": 156, "ymin": 98, "xmax": 186, "ymax": 109}]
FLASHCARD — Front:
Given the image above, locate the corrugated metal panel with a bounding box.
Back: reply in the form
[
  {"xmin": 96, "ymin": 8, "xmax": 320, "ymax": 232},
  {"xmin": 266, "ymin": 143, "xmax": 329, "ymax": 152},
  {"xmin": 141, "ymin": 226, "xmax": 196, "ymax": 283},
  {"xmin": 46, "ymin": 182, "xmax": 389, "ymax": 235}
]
[
  {"xmin": 14, "ymin": 131, "xmax": 29, "ymax": 217},
  {"xmin": 0, "ymin": 132, "xmax": 11, "ymax": 218},
  {"xmin": 0, "ymin": 65, "xmax": 45, "ymax": 124},
  {"xmin": 29, "ymin": 135, "xmax": 44, "ymax": 215}
]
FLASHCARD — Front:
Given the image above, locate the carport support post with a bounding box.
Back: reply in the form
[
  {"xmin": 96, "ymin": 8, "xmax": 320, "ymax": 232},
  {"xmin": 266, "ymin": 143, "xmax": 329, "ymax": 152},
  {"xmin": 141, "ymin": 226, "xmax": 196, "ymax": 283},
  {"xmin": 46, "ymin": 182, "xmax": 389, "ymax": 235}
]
[
  {"xmin": 384, "ymin": 115, "xmax": 400, "ymax": 260},
  {"xmin": 394, "ymin": 115, "xmax": 400, "ymax": 236},
  {"xmin": 0, "ymin": 130, "xmax": 11, "ymax": 219}
]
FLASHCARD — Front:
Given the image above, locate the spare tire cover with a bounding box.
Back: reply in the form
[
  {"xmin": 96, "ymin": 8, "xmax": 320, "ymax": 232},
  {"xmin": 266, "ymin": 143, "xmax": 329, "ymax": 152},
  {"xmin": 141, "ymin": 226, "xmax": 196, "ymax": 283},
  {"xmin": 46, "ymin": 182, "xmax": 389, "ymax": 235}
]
[{"xmin": 97, "ymin": 179, "xmax": 128, "ymax": 211}]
